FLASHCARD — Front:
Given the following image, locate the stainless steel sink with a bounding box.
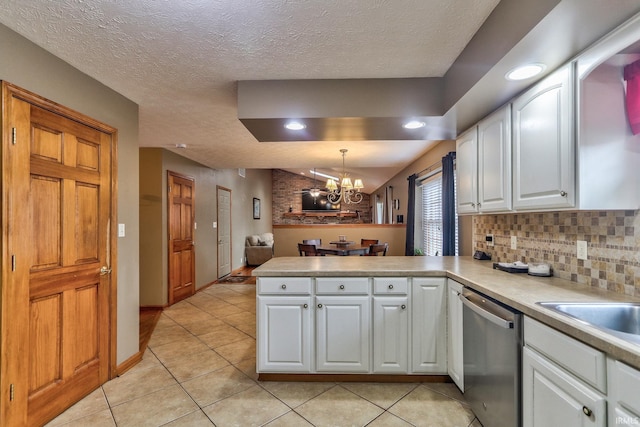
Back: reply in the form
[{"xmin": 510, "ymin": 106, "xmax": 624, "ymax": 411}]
[{"xmin": 537, "ymin": 302, "xmax": 640, "ymax": 345}]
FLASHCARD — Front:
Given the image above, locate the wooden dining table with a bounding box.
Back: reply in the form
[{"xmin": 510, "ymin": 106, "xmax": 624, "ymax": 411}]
[{"xmin": 316, "ymin": 243, "xmax": 370, "ymax": 256}]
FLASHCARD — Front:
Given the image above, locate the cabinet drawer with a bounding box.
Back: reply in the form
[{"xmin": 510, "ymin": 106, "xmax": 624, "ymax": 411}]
[
  {"xmin": 316, "ymin": 277, "xmax": 370, "ymax": 295},
  {"xmin": 258, "ymin": 277, "xmax": 312, "ymax": 295},
  {"xmin": 373, "ymin": 278, "xmax": 408, "ymax": 295},
  {"xmin": 524, "ymin": 317, "xmax": 606, "ymax": 392}
]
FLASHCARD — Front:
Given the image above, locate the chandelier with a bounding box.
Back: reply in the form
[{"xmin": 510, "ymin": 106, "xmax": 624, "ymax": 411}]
[{"xmin": 325, "ymin": 149, "xmax": 364, "ymax": 204}]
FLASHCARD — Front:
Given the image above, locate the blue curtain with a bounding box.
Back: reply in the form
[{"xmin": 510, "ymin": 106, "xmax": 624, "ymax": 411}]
[
  {"xmin": 442, "ymin": 152, "xmax": 456, "ymax": 256},
  {"xmin": 405, "ymin": 174, "xmax": 417, "ymax": 255}
]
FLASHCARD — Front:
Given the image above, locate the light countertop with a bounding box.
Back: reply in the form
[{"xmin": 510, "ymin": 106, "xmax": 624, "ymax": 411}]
[{"xmin": 253, "ymin": 256, "xmax": 640, "ymax": 369}]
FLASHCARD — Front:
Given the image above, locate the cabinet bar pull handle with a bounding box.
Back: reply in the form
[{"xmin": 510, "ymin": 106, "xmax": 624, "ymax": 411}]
[
  {"xmin": 303, "ymin": 304, "xmax": 308, "ymax": 309},
  {"xmin": 317, "ymin": 304, "xmax": 323, "ymax": 308},
  {"xmin": 388, "ymin": 284, "xmax": 394, "ymax": 289},
  {"xmin": 339, "ymin": 284, "xmax": 345, "ymax": 289},
  {"xmin": 281, "ymin": 284, "xmax": 286, "ymax": 289},
  {"xmin": 582, "ymin": 406, "xmax": 592, "ymax": 417}
]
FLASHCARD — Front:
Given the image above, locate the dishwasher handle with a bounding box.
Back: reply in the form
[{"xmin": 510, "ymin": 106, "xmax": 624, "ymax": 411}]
[{"xmin": 460, "ymin": 292, "xmax": 514, "ymax": 329}]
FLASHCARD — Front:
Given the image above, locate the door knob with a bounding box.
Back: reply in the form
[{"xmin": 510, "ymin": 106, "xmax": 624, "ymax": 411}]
[{"xmin": 100, "ymin": 266, "xmax": 112, "ymax": 275}]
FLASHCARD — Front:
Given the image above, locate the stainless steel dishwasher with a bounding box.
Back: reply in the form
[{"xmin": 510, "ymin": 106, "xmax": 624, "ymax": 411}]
[{"xmin": 461, "ymin": 287, "xmax": 522, "ymax": 427}]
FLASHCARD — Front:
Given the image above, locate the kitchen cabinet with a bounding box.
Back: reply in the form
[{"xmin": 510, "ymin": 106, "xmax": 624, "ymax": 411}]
[
  {"xmin": 316, "ymin": 295, "xmax": 370, "ymax": 372},
  {"xmin": 523, "ymin": 317, "xmax": 607, "ymax": 427},
  {"xmin": 512, "ymin": 63, "xmax": 575, "ymax": 211},
  {"xmin": 372, "ymin": 278, "xmax": 409, "ymax": 373},
  {"xmin": 257, "ymin": 277, "xmax": 313, "ymax": 372},
  {"xmin": 455, "ymin": 127, "xmax": 478, "ymax": 214},
  {"xmin": 478, "ymin": 105, "xmax": 512, "ymax": 212},
  {"xmin": 446, "ymin": 279, "xmax": 464, "ymax": 391},
  {"xmin": 411, "ymin": 277, "xmax": 447, "ymax": 373},
  {"xmin": 608, "ymin": 359, "xmax": 640, "ymax": 426}
]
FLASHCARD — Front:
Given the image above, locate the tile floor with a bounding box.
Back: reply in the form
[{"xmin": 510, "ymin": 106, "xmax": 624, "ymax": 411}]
[{"xmin": 47, "ymin": 283, "xmax": 481, "ymax": 427}]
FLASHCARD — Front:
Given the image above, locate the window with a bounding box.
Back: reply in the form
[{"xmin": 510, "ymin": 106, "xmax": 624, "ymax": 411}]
[{"xmin": 420, "ymin": 172, "xmax": 458, "ymax": 256}]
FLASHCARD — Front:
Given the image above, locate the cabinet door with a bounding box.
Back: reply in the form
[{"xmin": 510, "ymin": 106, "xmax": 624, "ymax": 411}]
[
  {"xmin": 523, "ymin": 347, "xmax": 606, "ymax": 427},
  {"xmin": 372, "ymin": 296, "xmax": 408, "ymax": 373},
  {"xmin": 257, "ymin": 296, "xmax": 312, "ymax": 372},
  {"xmin": 478, "ymin": 105, "xmax": 512, "ymax": 212},
  {"xmin": 411, "ymin": 278, "xmax": 447, "ymax": 373},
  {"xmin": 512, "ymin": 64, "xmax": 575, "ymax": 210},
  {"xmin": 456, "ymin": 127, "xmax": 478, "ymax": 214},
  {"xmin": 447, "ymin": 280, "xmax": 464, "ymax": 391},
  {"xmin": 316, "ymin": 296, "xmax": 370, "ymax": 372},
  {"xmin": 608, "ymin": 359, "xmax": 640, "ymax": 427}
]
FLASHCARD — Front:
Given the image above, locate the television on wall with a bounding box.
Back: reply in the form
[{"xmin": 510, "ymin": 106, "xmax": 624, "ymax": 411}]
[{"xmin": 301, "ymin": 189, "xmax": 340, "ymax": 211}]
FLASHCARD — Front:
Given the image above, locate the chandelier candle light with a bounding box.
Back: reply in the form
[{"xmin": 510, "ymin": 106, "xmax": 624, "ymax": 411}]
[{"xmin": 326, "ymin": 149, "xmax": 364, "ymax": 205}]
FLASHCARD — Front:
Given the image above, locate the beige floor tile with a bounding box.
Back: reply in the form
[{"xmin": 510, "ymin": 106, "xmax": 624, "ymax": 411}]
[
  {"xmin": 219, "ymin": 295, "xmax": 253, "ymax": 305},
  {"xmin": 470, "ymin": 418, "xmax": 483, "ymax": 427},
  {"xmin": 220, "ymin": 311, "xmax": 255, "ymax": 327},
  {"xmin": 198, "ymin": 324, "xmax": 252, "ymax": 349},
  {"xmin": 388, "ymin": 385, "xmax": 475, "ymax": 427},
  {"xmin": 181, "ymin": 365, "xmax": 256, "ymax": 407},
  {"xmin": 150, "ymin": 335, "xmax": 210, "ymax": 364},
  {"xmin": 134, "ymin": 348, "xmax": 163, "ymax": 371},
  {"xmin": 341, "ymin": 382, "xmax": 419, "ymax": 409},
  {"xmin": 234, "ymin": 357, "xmax": 259, "ymax": 380},
  {"xmin": 211, "ymin": 304, "xmax": 245, "ymax": 318},
  {"xmin": 102, "ymin": 363, "xmax": 177, "ymax": 407},
  {"xmin": 49, "ymin": 409, "xmax": 116, "ymax": 427},
  {"xmin": 163, "ymin": 348, "xmax": 230, "ymax": 383},
  {"xmin": 296, "ymin": 385, "xmax": 384, "ymax": 427},
  {"xmin": 45, "ymin": 387, "xmax": 110, "ymax": 426},
  {"xmin": 367, "ymin": 411, "xmax": 415, "ymax": 426},
  {"xmin": 264, "ymin": 410, "xmax": 314, "ymax": 426},
  {"xmin": 111, "ymin": 384, "xmax": 198, "ymax": 427},
  {"xmin": 235, "ymin": 321, "xmax": 257, "ymax": 338},
  {"xmin": 203, "ymin": 385, "xmax": 290, "ymax": 426},
  {"xmin": 236, "ymin": 301, "xmax": 257, "ymax": 312},
  {"xmin": 260, "ymin": 381, "xmax": 336, "ymax": 408},
  {"xmin": 181, "ymin": 317, "xmax": 227, "ymax": 336},
  {"xmin": 163, "ymin": 306, "xmax": 214, "ymax": 325},
  {"xmin": 214, "ymin": 337, "xmax": 256, "ymax": 364},
  {"xmin": 422, "ymin": 382, "xmax": 467, "ymax": 404},
  {"xmin": 162, "ymin": 410, "xmax": 214, "ymax": 426},
  {"xmin": 147, "ymin": 324, "xmax": 193, "ymax": 348}
]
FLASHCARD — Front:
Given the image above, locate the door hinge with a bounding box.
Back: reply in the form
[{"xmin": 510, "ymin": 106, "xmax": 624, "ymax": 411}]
[
  {"xmin": 11, "ymin": 255, "xmax": 15, "ymax": 271},
  {"xmin": 9, "ymin": 384, "xmax": 14, "ymax": 401},
  {"xmin": 11, "ymin": 127, "xmax": 16, "ymax": 145}
]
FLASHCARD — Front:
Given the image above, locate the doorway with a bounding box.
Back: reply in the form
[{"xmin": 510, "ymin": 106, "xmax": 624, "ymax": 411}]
[
  {"xmin": 0, "ymin": 81, "xmax": 117, "ymax": 426},
  {"xmin": 217, "ymin": 186, "xmax": 232, "ymax": 278},
  {"xmin": 167, "ymin": 171, "xmax": 196, "ymax": 305}
]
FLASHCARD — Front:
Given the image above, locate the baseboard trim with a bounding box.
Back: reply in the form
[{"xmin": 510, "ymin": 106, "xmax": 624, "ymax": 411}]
[
  {"xmin": 257, "ymin": 373, "xmax": 452, "ymax": 383},
  {"xmin": 116, "ymin": 351, "xmax": 143, "ymax": 376}
]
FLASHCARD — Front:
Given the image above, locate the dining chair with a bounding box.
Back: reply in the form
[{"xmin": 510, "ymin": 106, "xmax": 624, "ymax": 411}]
[
  {"xmin": 360, "ymin": 238, "xmax": 379, "ymax": 246},
  {"xmin": 303, "ymin": 239, "xmax": 322, "ymax": 246},
  {"xmin": 367, "ymin": 243, "xmax": 388, "ymax": 256},
  {"xmin": 298, "ymin": 243, "xmax": 320, "ymax": 256}
]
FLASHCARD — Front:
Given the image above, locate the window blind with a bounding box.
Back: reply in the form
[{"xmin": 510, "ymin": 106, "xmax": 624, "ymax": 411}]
[{"xmin": 421, "ymin": 172, "xmax": 458, "ymax": 256}]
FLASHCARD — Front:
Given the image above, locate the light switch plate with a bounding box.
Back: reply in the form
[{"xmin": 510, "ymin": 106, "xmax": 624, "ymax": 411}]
[
  {"xmin": 510, "ymin": 236, "xmax": 517, "ymax": 250},
  {"xmin": 118, "ymin": 223, "xmax": 125, "ymax": 237},
  {"xmin": 577, "ymin": 240, "xmax": 588, "ymax": 260},
  {"xmin": 486, "ymin": 234, "xmax": 494, "ymax": 247}
]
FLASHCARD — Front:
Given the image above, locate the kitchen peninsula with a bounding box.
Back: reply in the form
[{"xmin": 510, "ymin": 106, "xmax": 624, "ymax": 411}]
[{"xmin": 254, "ymin": 256, "xmax": 640, "ymax": 374}]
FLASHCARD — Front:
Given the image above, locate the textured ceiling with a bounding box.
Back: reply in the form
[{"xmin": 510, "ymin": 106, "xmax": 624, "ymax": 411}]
[{"xmin": 1, "ymin": 1, "xmax": 639, "ymax": 192}]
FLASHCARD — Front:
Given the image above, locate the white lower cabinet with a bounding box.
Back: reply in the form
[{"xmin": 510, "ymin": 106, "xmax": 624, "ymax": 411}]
[
  {"xmin": 316, "ymin": 295, "xmax": 370, "ymax": 372},
  {"xmin": 373, "ymin": 296, "xmax": 408, "ymax": 373},
  {"xmin": 608, "ymin": 359, "xmax": 640, "ymax": 427},
  {"xmin": 257, "ymin": 295, "xmax": 312, "ymax": 372},
  {"xmin": 523, "ymin": 347, "xmax": 606, "ymax": 427},
  {"xmin": 446, "ymin": 279, "xmax": 464, "ymax": 391},
  {"xmin": 411, "ymin": 277, "xmax": 447, "ymax": 373}
]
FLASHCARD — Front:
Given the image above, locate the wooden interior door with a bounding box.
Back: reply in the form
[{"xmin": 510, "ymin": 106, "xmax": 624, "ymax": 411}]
[
  {"xmin": 168, "ymin": 171, "xmax": 195, "ymax": 305},
  {"xmin": 216, "ymin": 186, "xmax": 231, "ymax": 278},
  {"xmin": 0, "ymin": 82, "xmax": 116, "ymax": 426}
]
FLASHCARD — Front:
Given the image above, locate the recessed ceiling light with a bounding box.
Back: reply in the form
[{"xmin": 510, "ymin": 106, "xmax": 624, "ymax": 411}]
[
  {"xmin": 403, "ymin": 120, "xmax": 426, "ymax": 130},
  {"xmin": 505, "ymin": 63, "xmax": 546, "ymax": 81},
  {"xmin": 175, "ymin": 143, "xmax": 187, "ymax": 149},
  {"xmin": 284, "ymin": 121, "xmax": 306, "ymax": 130}
]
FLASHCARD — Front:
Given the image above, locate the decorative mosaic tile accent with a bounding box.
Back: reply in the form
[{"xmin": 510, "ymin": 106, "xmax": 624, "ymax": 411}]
[{"xmin": 473, "ymin": 210, "xmax": 640, "ymax": 297}]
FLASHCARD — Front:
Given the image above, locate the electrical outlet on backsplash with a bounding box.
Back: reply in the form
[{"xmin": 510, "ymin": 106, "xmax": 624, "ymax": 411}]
[{"xmin": 472, "ymin": 210, "xmax": 640, "ymax": 297}]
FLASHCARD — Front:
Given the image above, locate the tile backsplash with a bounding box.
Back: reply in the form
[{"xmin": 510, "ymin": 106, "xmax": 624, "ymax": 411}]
[{"xmin": 473, "ymin": 210, "xmax": 640, "ymax": 297}]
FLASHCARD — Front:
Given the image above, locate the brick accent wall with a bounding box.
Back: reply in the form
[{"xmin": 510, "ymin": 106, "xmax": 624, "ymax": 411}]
[
  {"xmin": 473, "ymin": 210, "xmax": 640, "ymax": 297},
  {"xmin": 272, "ymin": 169, "xmax": 371, "ymax": 225}
]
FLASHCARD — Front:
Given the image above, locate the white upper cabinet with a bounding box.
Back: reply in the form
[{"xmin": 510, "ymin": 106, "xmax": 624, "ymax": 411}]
[
  {"xmin": 512, "ymin": 63, "xmax": 575, "ymax": 210},
  {"xmin": 478, "ymin": 105, "xmax": 512, "ymax": 212},
  {"xmin": 456, "ymin": 127, "xmax": 478, "ymax": 214}
]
